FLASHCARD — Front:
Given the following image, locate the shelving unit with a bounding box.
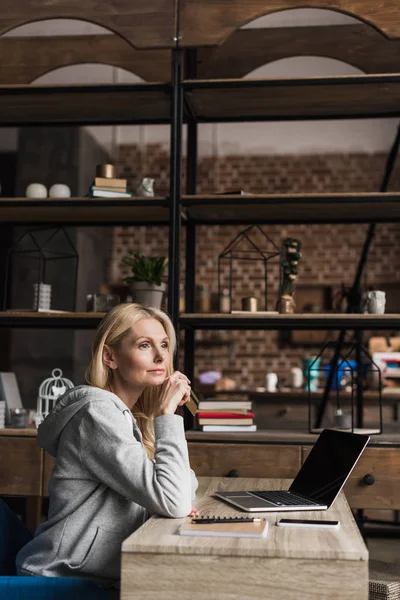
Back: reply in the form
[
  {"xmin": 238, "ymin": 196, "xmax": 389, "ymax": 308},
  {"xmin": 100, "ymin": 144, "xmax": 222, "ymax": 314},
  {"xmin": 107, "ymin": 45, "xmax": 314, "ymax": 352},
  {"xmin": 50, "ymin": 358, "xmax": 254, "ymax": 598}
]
[
  {"xmin": 0, "ymin": 0, "xmax": 399, "ymax": 531},
  {"xmin": 169, "ymin": 9, "xmax": 400, "ymax": 435},
  {"xmin": 0, "ymin": 2, "xmax": 399, "ymax": 433}
]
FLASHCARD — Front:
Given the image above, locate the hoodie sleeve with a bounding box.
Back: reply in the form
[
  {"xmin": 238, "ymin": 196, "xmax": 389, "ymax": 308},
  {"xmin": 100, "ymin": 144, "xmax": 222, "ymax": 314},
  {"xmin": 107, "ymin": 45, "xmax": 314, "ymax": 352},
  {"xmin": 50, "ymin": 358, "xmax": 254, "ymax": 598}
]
[{"xmin": 78, "ymin": 400, "xmax": 192, "ymax": 518}]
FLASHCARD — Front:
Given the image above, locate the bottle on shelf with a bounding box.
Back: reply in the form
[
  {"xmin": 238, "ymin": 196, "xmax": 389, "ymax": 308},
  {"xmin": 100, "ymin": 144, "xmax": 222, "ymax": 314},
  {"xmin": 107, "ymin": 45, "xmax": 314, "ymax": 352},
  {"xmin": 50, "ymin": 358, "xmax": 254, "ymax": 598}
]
[{"xmin": 220, "ymin": 288, "xmax": 231, "ymax": 313}]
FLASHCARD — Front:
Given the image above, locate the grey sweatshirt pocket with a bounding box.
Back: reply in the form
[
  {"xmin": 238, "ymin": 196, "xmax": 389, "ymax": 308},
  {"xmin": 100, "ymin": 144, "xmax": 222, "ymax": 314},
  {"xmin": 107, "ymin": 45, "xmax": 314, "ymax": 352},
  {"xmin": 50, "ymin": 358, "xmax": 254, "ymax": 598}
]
[{"xmin": 63, "ymin": 526, "xmax": 122, "ymax": 579}]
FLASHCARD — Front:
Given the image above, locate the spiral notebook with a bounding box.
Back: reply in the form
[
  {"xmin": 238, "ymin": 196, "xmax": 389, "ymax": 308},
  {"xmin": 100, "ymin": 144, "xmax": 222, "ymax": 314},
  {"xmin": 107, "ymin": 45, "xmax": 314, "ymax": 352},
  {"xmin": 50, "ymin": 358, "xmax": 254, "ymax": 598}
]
[{"xmin": 179, "ymin": 517, "xmax": 268, "ymax": 538}]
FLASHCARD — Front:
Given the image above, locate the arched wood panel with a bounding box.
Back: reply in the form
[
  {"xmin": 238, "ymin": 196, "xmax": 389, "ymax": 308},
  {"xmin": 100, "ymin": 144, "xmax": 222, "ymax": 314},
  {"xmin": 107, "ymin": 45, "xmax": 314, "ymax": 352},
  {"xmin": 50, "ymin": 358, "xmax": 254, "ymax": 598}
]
[
  {"xmin": 178, "ymin": 1, "xmax": 400, "ymax": 46},
  {"xmin": 0, "ymin": 0, "xmax": 175, "ymax": 49},
  {"xmin": 197, "ymin": 25, "xmax": 400, "ymax": 78},
  {"xmin": 0, "ymin": 35, "xmax": 171, "ymax": 84}
]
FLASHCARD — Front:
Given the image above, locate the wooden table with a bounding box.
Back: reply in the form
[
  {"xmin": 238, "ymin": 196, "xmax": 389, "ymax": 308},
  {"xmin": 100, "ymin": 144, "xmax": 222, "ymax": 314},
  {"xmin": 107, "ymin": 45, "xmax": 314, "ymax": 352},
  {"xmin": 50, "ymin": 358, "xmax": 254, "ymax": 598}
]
[{"xmin": 121, "ymin": 477, "xmax": 368, "ymax": 600}]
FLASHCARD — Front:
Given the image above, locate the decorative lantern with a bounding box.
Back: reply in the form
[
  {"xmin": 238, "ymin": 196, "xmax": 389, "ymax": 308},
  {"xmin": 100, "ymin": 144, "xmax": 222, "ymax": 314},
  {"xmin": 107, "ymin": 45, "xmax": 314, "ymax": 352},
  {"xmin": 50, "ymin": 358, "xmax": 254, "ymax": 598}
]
[
  {"xmin": 36, "ymin": 368, "xmax": 74, "ymax": 427},
  {"xmin": 3, "ymin": 226, "xmax": 79, "ymax": 311},
  {"xmin": 308, "ymin": 341, "xmax": 382, "ymax": 434},
  {"xmin": 218, "ymin": 225, "xmax": 281, "ymax": 313}
]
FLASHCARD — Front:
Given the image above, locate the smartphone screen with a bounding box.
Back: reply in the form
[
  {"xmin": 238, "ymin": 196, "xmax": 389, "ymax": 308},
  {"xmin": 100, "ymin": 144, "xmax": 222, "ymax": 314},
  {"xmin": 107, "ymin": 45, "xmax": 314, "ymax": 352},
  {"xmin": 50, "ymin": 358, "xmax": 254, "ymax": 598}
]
[{"xmin": 277, "ymin": 519, "xmax": 339, "ymax": 528}]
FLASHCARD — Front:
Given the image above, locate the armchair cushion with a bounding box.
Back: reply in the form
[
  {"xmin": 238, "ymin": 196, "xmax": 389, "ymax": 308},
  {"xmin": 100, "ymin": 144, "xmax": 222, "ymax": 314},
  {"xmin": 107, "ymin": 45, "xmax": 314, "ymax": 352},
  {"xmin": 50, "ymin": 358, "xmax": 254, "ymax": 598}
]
[
  {"xmin": 0, "ymin": 499, "xmax": 33, "ymax": 575},
  {"xmin": 0, "ymin": 576, "xmax": 112, "ymax": 599}
]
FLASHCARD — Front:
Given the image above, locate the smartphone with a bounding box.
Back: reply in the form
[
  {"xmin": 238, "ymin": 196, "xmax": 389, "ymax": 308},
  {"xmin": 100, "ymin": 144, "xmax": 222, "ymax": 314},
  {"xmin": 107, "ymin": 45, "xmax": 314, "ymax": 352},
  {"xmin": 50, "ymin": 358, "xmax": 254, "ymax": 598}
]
[{"xmin": 277, "ymin": 518, "xmax": 340, "ymax": 528}]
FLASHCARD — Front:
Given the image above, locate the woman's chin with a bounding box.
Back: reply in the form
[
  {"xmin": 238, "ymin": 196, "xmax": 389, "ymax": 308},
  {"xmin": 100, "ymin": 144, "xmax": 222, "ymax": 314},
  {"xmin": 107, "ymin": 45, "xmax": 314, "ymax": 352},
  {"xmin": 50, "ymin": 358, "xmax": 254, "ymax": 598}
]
[{"xmin": 147, "ymin": 373, "xmax": 166, "ymax": 385}]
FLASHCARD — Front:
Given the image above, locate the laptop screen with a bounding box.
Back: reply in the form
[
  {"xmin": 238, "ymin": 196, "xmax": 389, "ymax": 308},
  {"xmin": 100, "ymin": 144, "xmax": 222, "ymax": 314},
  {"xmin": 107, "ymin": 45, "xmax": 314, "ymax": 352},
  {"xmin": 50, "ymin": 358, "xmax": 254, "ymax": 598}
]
[{"xmin": 289, "ymin": 429, "xmax": 369, "ymax": 507}]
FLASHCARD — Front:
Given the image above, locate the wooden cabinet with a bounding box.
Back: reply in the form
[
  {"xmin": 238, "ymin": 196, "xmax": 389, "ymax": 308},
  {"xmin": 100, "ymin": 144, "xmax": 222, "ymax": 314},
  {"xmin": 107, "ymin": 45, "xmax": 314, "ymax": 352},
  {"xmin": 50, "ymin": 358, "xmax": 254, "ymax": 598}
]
[
  {"xmin": 0, "ymin": 433, "xmax": 42, "ymax": 496},
  {"xmin": 188, "ymin": 443, "xmax": 301, "ymax": 478},
  {"xmin": 188, "ymin": 435, "xmax": 400, "ymax": 512},
  {"xmin": 300, "ymin": 445, "xmax": 400, "ymax": 510}
]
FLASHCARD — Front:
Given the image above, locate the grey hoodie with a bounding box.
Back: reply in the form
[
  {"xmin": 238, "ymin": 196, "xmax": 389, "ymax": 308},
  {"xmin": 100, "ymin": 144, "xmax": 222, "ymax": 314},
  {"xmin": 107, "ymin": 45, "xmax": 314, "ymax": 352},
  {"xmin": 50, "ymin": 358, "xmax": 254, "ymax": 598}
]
[{"xmin": 16, "ymin": 385, "xmax": 198, "ymax": 587}]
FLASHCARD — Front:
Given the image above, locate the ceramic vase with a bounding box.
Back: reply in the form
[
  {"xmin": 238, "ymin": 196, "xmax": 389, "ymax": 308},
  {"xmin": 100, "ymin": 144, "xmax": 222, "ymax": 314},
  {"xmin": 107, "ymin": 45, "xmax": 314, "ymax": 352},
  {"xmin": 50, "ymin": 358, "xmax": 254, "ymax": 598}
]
[
  {"xmin": 280, "ymin": 294, "xmax": 295, "ymax": 314},
  {"xmin": 130, "ymin": 281, "xmax": 166, "ymax": 309},
  {"xmin": 49, "ymin": 183, "xmax": 71, "ymax": 198},
  {"xmin": 25, "ymin": 183, "xmax": 47, "ymax": 198}
]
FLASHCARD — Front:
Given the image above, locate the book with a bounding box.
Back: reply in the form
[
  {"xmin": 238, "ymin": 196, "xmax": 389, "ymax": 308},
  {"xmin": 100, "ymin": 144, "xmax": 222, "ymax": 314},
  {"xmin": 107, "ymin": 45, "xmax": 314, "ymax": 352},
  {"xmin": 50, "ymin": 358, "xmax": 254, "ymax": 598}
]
[
  {"xmin": 94, "ymin": 177, "xmax": 127, "ymax": 188},
  {"xmin": 90, "ymin": 188, "xmax": 132, "ymax": 198},
  {"xmin": 179, "ymin": 519, "xmax": 268, "ymax": 538},
  {"xmin": 91, "ymin": 184, "xmax": 127, "ymax": 193},
  {"xmin": 197, "ymin": 411, "xmax": 254, "ymax": 419},
  {"xmin": 200, "ymin": 424, "xmax": 257, "ymax": 432},
  {"xmin": 216, "ymin": 189, "xmax": 253, "ymax": 196},
  {"xmin": 198, "ymin": 418, "xmax": 253, "ymax": 426},
  {"xmin": 198, "ymin": 400, "xmax": 252, "ymax": 410}
]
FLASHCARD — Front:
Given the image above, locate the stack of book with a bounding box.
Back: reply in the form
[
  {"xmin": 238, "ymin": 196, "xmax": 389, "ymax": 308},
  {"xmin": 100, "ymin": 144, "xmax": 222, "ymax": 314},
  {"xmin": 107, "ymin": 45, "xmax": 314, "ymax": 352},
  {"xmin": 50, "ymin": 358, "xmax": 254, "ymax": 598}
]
[
  {"xmin": 90, "ymin": 176, "xmax": 132, "ymax": 198},
  {"xmin": 0, "ymin": 401, "xmax": 5, "ymax": 428},
  {"xmin": 197, "ymin": 397, "xmax": 256, "ymax": 432}
]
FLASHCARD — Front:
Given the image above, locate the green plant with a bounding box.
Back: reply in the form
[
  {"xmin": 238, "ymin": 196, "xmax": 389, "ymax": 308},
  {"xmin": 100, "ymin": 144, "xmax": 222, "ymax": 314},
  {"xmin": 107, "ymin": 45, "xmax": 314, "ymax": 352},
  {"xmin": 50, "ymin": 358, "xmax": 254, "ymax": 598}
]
[{"xmin": 122, "ymin": 251, "xmax": 168, "ymax": 286}]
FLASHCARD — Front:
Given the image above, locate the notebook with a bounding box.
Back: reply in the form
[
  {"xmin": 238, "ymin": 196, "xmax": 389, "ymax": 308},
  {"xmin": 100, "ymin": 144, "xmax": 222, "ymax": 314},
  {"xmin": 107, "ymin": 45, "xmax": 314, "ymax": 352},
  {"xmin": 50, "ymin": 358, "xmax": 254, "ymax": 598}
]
[
  {"xmin": 215, "ymin": 428, "xmax": 369, "ymax": 512},
  {"xmin": 179, "ymin": 519, "xmax": 268, "ymax": 538}
]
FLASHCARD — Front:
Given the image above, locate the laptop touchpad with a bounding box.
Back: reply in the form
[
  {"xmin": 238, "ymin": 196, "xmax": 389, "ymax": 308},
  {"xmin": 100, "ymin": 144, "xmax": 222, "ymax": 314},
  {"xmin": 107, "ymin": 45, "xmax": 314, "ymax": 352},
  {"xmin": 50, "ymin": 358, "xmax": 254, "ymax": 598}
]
[{"xmin": 230, "ymin": 496, "xmax": 274, "ymax": 509}]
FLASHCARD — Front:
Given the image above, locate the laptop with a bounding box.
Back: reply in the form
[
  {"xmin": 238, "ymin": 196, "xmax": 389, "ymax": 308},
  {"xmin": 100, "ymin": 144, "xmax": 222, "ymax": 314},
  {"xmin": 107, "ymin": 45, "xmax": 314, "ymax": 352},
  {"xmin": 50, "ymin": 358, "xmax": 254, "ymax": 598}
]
[{"xmin": 215, "ymin": 429, "xmax": 369, "ymax": 512}]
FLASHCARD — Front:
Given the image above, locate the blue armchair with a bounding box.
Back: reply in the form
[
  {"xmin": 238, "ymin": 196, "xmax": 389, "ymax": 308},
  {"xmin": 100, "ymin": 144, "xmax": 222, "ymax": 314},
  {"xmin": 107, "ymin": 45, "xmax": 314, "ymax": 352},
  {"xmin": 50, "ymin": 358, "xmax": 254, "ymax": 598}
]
[{"xmin": 0, "ymin": 498, "xmax": 111, "ymax": 599}]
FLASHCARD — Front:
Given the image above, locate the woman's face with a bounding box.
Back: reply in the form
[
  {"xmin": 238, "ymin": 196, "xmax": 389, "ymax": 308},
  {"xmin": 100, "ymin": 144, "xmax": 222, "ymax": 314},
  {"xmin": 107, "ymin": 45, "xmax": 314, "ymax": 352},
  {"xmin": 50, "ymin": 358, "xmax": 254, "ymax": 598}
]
[{"xmin": 105, "ymin": 318, "xmax": 171, "ymax": 391}]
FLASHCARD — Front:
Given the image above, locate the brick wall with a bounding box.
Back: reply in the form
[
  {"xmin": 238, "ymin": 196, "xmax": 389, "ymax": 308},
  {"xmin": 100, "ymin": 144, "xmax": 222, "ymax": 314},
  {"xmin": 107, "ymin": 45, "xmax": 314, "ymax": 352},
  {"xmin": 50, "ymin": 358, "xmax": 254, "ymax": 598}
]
[{"xmin": 111, "ymin": 144, "xmax": 400, "ymax": 389}]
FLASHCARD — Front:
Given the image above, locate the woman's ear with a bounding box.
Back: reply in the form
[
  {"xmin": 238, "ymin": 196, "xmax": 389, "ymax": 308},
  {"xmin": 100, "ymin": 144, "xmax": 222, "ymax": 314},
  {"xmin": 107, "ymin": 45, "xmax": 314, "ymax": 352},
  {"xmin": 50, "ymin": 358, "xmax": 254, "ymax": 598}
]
[{"xmin": 103, "ymin": 345, "xmax": 117, "ymax": 370}]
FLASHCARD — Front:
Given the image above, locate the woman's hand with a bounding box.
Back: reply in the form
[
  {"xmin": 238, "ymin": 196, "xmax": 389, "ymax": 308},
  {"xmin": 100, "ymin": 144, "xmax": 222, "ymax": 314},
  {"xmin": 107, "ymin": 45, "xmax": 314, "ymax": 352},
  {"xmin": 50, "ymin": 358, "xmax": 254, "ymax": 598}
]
[
  {"xmin": 155, "ymin": 370, "xmax": 191, "ymax": 417},
  {"xmin": 188, "ymin": 507, "xmax": 200, "ymax": 517}
]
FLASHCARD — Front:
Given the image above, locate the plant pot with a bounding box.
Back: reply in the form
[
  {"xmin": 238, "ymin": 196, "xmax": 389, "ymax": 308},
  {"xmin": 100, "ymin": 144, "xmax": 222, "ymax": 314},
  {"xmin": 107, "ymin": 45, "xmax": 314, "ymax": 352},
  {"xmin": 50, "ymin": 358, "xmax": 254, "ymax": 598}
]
[{"xmin": 129, "ymin": 281, "xmax": 166, "ymax": 309}]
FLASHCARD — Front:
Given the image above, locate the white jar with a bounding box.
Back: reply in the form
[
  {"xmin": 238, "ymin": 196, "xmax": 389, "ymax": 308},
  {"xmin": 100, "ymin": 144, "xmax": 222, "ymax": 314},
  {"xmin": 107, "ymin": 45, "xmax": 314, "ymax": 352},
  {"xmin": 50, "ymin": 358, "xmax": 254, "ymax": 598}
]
[
  {"xmin": 265, "ymin": 372, "xmax": 278, "ymax": 393},
  {"xmin": 25, "ymin": 183, "xmax": 47, "ymax": 198},
  {"xmin": 49, "ymin": 184, "xmax": 71, "ymax": 198},
  {"xmin": 367, "ymin": 290, "xmax": 386, "ymax": 315}
]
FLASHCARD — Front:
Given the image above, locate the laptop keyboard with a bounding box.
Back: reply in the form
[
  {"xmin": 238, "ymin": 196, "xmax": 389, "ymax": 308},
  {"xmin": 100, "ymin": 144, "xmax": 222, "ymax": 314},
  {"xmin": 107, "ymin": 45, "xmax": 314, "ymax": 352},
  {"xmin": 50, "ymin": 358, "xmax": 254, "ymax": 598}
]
[{"xmin": 249, "ymin": 490, "xmax": 318, "ymax": 506}]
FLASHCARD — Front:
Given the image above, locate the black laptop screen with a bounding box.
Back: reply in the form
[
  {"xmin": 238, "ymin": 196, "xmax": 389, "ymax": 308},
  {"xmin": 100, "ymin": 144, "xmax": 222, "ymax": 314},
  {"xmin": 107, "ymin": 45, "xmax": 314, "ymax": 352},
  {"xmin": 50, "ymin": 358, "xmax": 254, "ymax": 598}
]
[{"xmin": 289, "ymin": 429, "xmax": 369, "ymax": 506}]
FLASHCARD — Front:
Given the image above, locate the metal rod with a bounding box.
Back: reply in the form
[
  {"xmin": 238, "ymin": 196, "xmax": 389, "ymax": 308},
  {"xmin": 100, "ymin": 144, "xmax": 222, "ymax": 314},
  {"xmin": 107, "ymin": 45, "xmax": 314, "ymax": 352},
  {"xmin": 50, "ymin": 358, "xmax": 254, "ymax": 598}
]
[
  {"xmin": 355, "ymin": 331, "xmax": 364, "ymax": 429},
  {"xmin": 315, "ymin": 123, "xmax": 400, "ymax": 429},
  {"xmin": 168, "ymin": 47, "xmax": 184, "ymax": 344}
]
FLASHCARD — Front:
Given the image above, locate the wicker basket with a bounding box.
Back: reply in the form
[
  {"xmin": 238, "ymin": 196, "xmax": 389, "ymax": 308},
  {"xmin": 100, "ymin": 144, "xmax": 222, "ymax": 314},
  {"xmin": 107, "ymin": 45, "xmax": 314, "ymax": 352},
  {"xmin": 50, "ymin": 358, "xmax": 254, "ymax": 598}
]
[{"xmin": 369, "ymin": 560, "xmax": 400, "ymax": 600}]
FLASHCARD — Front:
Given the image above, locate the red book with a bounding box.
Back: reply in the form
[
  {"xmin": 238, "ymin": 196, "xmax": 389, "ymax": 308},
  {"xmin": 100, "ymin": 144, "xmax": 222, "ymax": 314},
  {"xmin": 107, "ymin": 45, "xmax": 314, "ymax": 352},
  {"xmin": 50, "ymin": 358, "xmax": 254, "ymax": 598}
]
[{"xmin": 197, "ymin": 412, "xmax": 254, "ymax": 419}]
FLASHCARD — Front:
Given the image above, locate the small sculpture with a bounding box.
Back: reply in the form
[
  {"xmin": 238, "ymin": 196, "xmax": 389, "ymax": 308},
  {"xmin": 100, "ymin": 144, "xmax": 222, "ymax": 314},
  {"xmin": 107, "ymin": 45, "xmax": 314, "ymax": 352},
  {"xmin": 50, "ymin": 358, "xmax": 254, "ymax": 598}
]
[
  {"xmin": 136, "ymin": 178, "xmax": 155, "ymax": 197},
  {"xmin": 280, "ymin": 237, "xmax": 302, "ymax": 314},
  {"xmin": 25, "ymin": 183, "xmax": 47, "ymax": 198},
  {"xmin": 49, "ymin": 183, "xmax": 71, "ymax": 198}
]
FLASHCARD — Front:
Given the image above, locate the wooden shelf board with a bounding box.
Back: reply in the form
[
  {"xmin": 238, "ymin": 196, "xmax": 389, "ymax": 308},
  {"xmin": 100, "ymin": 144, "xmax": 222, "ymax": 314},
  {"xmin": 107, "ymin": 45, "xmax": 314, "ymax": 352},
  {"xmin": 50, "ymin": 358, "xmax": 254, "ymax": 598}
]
[
  {"xmin": 184, "ymin": 74, "xmax": 400, "ymax": 121},
  {"xmin": 0, "ymin": 311, "xmax": 105, "ymax": 328},
  {"xmin": 0, "ymin": 36, "xmax": 171, "ymax": 85},
  {"xmin": 0, "ymin": 197, "xmax": 169, "ymax": 224},
  {"xmin": 179, "ymin": 1, "xmax": 400, "ymax": 45},
  {"xmin": 197, "ymin": 25, "xmax": 400, "ymax": 79},
  {"xmin": 185, "ymin": 429, "xmax": 400, "ymax": 446},
  {"xmin": 182, "ymin": 192, "xmax": 400, "ymax": 224},
  {"xmin": 0, "ymin": 83, "xmax": 171, "ymax": 125},
  {"xmin": 180, "ymin": 313, "xmax": 400, "ymax": 331}
]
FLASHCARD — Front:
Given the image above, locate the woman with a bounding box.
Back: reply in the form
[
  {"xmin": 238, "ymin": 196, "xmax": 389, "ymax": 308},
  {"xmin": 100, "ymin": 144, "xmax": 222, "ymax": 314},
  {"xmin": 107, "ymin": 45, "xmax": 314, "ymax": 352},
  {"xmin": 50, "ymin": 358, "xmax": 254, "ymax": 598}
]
[{"xmin": 16, "ymin": 303, "xmax": 199, "ymax": 594}]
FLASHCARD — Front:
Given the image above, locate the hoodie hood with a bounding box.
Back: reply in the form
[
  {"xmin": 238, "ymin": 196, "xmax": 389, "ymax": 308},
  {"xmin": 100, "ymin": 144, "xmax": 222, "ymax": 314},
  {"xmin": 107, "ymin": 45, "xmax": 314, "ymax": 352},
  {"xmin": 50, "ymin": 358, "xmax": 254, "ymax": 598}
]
[{"xmin": 37, "ymin": 385, "xmax": 128, "ymax": 456}]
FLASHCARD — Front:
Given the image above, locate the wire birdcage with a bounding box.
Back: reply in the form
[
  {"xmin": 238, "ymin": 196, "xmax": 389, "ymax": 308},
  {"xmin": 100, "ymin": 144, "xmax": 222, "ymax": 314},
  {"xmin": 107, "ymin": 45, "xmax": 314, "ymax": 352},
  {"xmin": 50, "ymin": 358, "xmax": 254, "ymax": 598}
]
[{"xmin": 36, "ymin": 368, "xmax": 74, "ymax": 427}]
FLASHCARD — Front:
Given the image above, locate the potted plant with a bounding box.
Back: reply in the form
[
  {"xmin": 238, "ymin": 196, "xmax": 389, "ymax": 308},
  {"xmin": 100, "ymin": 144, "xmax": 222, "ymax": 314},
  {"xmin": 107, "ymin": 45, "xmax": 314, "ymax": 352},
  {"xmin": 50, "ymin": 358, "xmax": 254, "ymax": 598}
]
[{"xmin": 122, "ymin": 251, "xmax": 168, "ymax": 309}]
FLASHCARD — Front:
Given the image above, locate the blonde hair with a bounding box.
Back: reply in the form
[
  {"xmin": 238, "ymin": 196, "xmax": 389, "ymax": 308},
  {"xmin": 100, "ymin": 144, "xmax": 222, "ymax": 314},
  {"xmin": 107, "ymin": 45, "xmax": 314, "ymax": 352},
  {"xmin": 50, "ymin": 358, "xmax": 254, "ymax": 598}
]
[{"xmin": 85, "ymin": 303, "xmax": 176, "ymax": 460}]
